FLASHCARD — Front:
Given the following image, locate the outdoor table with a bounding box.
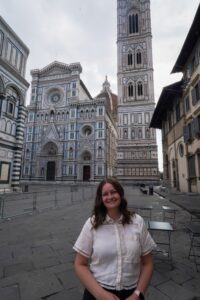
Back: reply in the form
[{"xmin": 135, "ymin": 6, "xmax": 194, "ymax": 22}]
[
  {"xmin": 189, "ymin": 210, "xmax": 200, "ymax": 223},
  {"xmin": 130, "ymin": 205, "xmax": 153, "ymax": 220},
  {"xmin": 149, "ymin": 221, "xmax": 174, "ymax": 258},
  {"xmin": 187, "ymin": 224, "xmax": 200, "ymax": 272},
  {"xmin": 162, "ymin": 206, "xmax": 178, "ymax": 224}
]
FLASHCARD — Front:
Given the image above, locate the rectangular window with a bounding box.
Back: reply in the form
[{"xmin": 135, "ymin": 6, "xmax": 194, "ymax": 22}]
[
  {"xmin": 99, "ymin": 107, "xmax": 103, "ymax": 116},
  {"xmin": 8, "ymin": 102, "xmax": 14, "ymax": 114},
  {"xmin": 98, "ymin": 131, "xmax": 103, "ymax": 138},
  {"xmin": 98, "ymin": 122, "xmax": 103, "ymax": 129},
  {"xmin": 188, "ymin": 155, "xmax": 196, "ymax": 179},
  {"xmin": 69, "ymin": 166, "xmax": 73, "ymax": 175},
  {"xmin": 98, "ymin": 166, "xmax": 103, "ymax": 175},
  {"xmin": 70, "ymin": 110, "xmax": 75, "ymax": 118},
  {"xmin": 192, "ymin": 81, "xmax": 200, "ymax": 106},
  {"xmin": 184, "ymin": 96, "xmax": 190, "ymax": 112},
  {"xmin": 28, "ymin": 112, "xmax": 34, "ymax": 122},
  {"xmin": 175, "ymin": 103, "xmax": 181, "ymax": 122},
  {"xmin": 72, "ymin": 90, "xmax": 76, "ymax": 97},
  {"xmin": 72, "ymin": 81, "xmax": 77, "ymax": 89},
  {"xmin": 70, "ymin": 123, "xmax": 75, "ymax": 130},
  {"xmin": 70, "ymin": 132, "xmax": 74, "ymax": 139}
]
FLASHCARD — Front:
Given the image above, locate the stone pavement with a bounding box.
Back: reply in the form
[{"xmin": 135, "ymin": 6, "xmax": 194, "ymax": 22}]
[{"xmin": 0, "ymin": 185, "xmax": 200, "ymax": 300}]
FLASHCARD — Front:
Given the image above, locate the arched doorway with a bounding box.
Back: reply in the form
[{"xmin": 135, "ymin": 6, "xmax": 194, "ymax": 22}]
[
  {"xmin": 46, "ymin": 161, "xmax": 55, "ymax": 181},
  {"xmin": 83, "ymin": 165, "xmax": 91, "ymax": 181},
  {"xmin": 82, "ymin": 151, "xmax": 92, "ymax": 181}
]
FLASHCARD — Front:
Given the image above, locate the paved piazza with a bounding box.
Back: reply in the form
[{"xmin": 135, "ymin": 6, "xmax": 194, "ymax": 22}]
[{"xmin": 0, "ymin": 185, "xmax": 200, "ymax": 299}]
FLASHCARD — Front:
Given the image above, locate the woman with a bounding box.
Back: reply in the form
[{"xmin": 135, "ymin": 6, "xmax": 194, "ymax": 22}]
[{"xmin": 73, "ymin": 178, "xmax": 156, "ymax": 300}]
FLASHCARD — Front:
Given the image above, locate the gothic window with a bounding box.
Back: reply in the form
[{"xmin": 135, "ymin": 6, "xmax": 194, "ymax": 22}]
[
  {"xmin": 6, "ymin": 121, "xmax": 11, "ymax": 134},
  {"xmin": 129, "ymin": 14, "xmax": 139, "ymax": 34},
  {"xmin": 145, "ymin": 128, "xmax": 150, "ymax": 138},
  {"xmin": 136, "ymin": 50, "xmax": 142, "ymax": 65},
  {"xmin": 128, "ymin": 52, "xmax": 133, "ymax": 65},
  {"xmin": 50, "ymin": 111, "xmax": 54, "ymax": 120},
  {"xmin": 137, "ymin": 82, "xmax": 143, "ymax": 96},
  {"xmin": 98, "ymin": 146, "xmax": 103, "ymax": 158},
  {"xmin": 11, "ymin": 123, "xmax": 16, "ymax": 135},
  {"xmin": 128, "ymin": 82, "xmax": 133, "ymax": 97},
  {"xmin": 26, "ymin": 149, "xmax": 30, "ymax": 159},
  {"xmin": 123, "ymin": 128, "xmax": 128, "ymax": 139},
  {"xmin": 80, "ymin": 110, "xmax": 83, "ymax": 118},
  {"xmin": 131, "ymin": 129, "xmax": 135, "ymax": 139},
  {"xmin": 138, "ymin": 128, "xmax": 142, "ymax": 138},
  {"xmin": 0, "ymin": 119, "xmax": 6, "ymax": 131}
]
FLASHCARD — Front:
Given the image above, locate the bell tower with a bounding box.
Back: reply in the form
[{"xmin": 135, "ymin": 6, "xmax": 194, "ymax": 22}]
[{"xmin": 117, "ymin": 0, "xmax": 159, "ymax": 183}]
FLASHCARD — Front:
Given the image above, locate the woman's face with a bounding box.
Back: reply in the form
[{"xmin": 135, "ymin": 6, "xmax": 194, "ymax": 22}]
[{"xmin": 101, "ymin": 183, "xmax": 121, "ymax": 211}]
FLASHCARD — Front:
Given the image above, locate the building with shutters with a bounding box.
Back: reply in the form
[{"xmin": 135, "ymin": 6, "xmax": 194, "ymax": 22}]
[
  {"xmin": 150, "ymin": 4, "xmax": 200, "ymax": 193},
  {"xmin": 116, "ymin": 0, "xmax": 159, "ymax": 183},
  {"xmin": 0, "ymin": 16, "xmax": 29, "ymax": 191},
  {"xmin": 21, "ymin": 61, "xmax": 117, "ymax": 182}
]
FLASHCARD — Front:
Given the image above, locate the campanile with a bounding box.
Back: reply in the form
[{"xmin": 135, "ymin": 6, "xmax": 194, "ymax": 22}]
[{"xmin": 117, "ymin": 0, "xmax": 159, "ymax": 183}]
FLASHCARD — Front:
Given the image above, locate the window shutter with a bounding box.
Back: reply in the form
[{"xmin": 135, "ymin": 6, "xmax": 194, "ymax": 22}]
[
  {"xmin": 191, "ymin": 119, "xmax": 196, "ymax": 139},
  {"xmin": 191, "ymin": 88, "xmax": 197, "ymax": 106},
  {"xmin": 198, "ymin": 80, "xmax": 200, "ymax": 101},
  {"xmin": 183, "ymin": 125, "xmax": 189, "ymax": 143}
]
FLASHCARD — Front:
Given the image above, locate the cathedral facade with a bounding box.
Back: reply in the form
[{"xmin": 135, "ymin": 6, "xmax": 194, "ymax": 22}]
[
  {"xmin": 21, "ymin": 61, "xmax": 117, "ymax": 182},
  {"xmin": 116, "ymin": 0, "xmax": 159, "ymax": 183}
]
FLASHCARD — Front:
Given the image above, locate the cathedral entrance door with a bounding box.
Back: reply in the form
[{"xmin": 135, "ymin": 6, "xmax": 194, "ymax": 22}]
[
  {"xmin": 46, "ymin": 161, "xmax": 55, "ymax": 181},
  {"xmin": 83, "ymin": 165, "xmax": 90, "ymax": 181}
]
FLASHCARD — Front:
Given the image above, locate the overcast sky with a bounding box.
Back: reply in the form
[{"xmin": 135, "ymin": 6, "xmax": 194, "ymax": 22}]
[{"xmin": 1, "ymin": 0, "xmax": 200, "ymax": 171}]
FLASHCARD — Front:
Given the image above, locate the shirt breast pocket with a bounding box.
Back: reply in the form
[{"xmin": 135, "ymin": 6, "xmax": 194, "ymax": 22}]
[{"xmin": 124, "ymin": 234, "xmax": 141, "ymax": 263}]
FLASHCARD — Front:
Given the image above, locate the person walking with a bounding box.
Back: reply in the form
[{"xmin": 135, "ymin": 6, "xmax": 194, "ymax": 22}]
[{"xmin": 73, "ymin": 178, "xmax": 156, "ymax": 300}]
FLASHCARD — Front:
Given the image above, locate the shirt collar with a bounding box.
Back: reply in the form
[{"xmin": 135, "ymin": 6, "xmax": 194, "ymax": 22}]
[{"xmin": 104, "ymin": 214, "xmax": 123, "ymax": 224}]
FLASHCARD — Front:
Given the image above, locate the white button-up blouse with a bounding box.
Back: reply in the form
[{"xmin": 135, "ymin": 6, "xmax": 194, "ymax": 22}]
[{"xmin": 73, "ymin": 214, "xmax": 156, "ymax": 291}]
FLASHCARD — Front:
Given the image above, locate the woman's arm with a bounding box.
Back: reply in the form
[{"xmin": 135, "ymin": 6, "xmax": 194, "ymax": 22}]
[
  {"xmin": 126, "ymin": 253, "xmax": 154, "ymax": 300},
  {"xmin": 74, "ymin": 253, "xmax": 119, "ymax": 300}
]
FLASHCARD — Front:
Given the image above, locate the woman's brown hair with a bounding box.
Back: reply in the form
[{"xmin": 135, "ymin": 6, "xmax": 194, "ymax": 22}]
[{"xmin": 91, "ymin": 177, "xmax": 134, "ymax": 229}]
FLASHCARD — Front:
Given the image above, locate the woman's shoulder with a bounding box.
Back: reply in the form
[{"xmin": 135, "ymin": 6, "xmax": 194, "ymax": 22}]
[
  {"xmin": 83, "ymin": 216, "xmax": 94, "ymax": 229},
  {"xmin": 130, "ymin": 213, "xmax": 144, "ymax": 225}
]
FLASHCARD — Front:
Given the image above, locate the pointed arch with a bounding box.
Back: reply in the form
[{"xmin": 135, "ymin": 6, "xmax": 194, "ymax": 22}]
[{"xmin": 128, "ymin": 82, "xmax": 134, "ymax": 97}]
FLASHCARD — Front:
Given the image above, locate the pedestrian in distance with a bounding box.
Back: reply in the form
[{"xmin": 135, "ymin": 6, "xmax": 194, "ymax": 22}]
[{"xmin": 73, "ymin": 177, "xmax": 156, "ymax": 300}]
